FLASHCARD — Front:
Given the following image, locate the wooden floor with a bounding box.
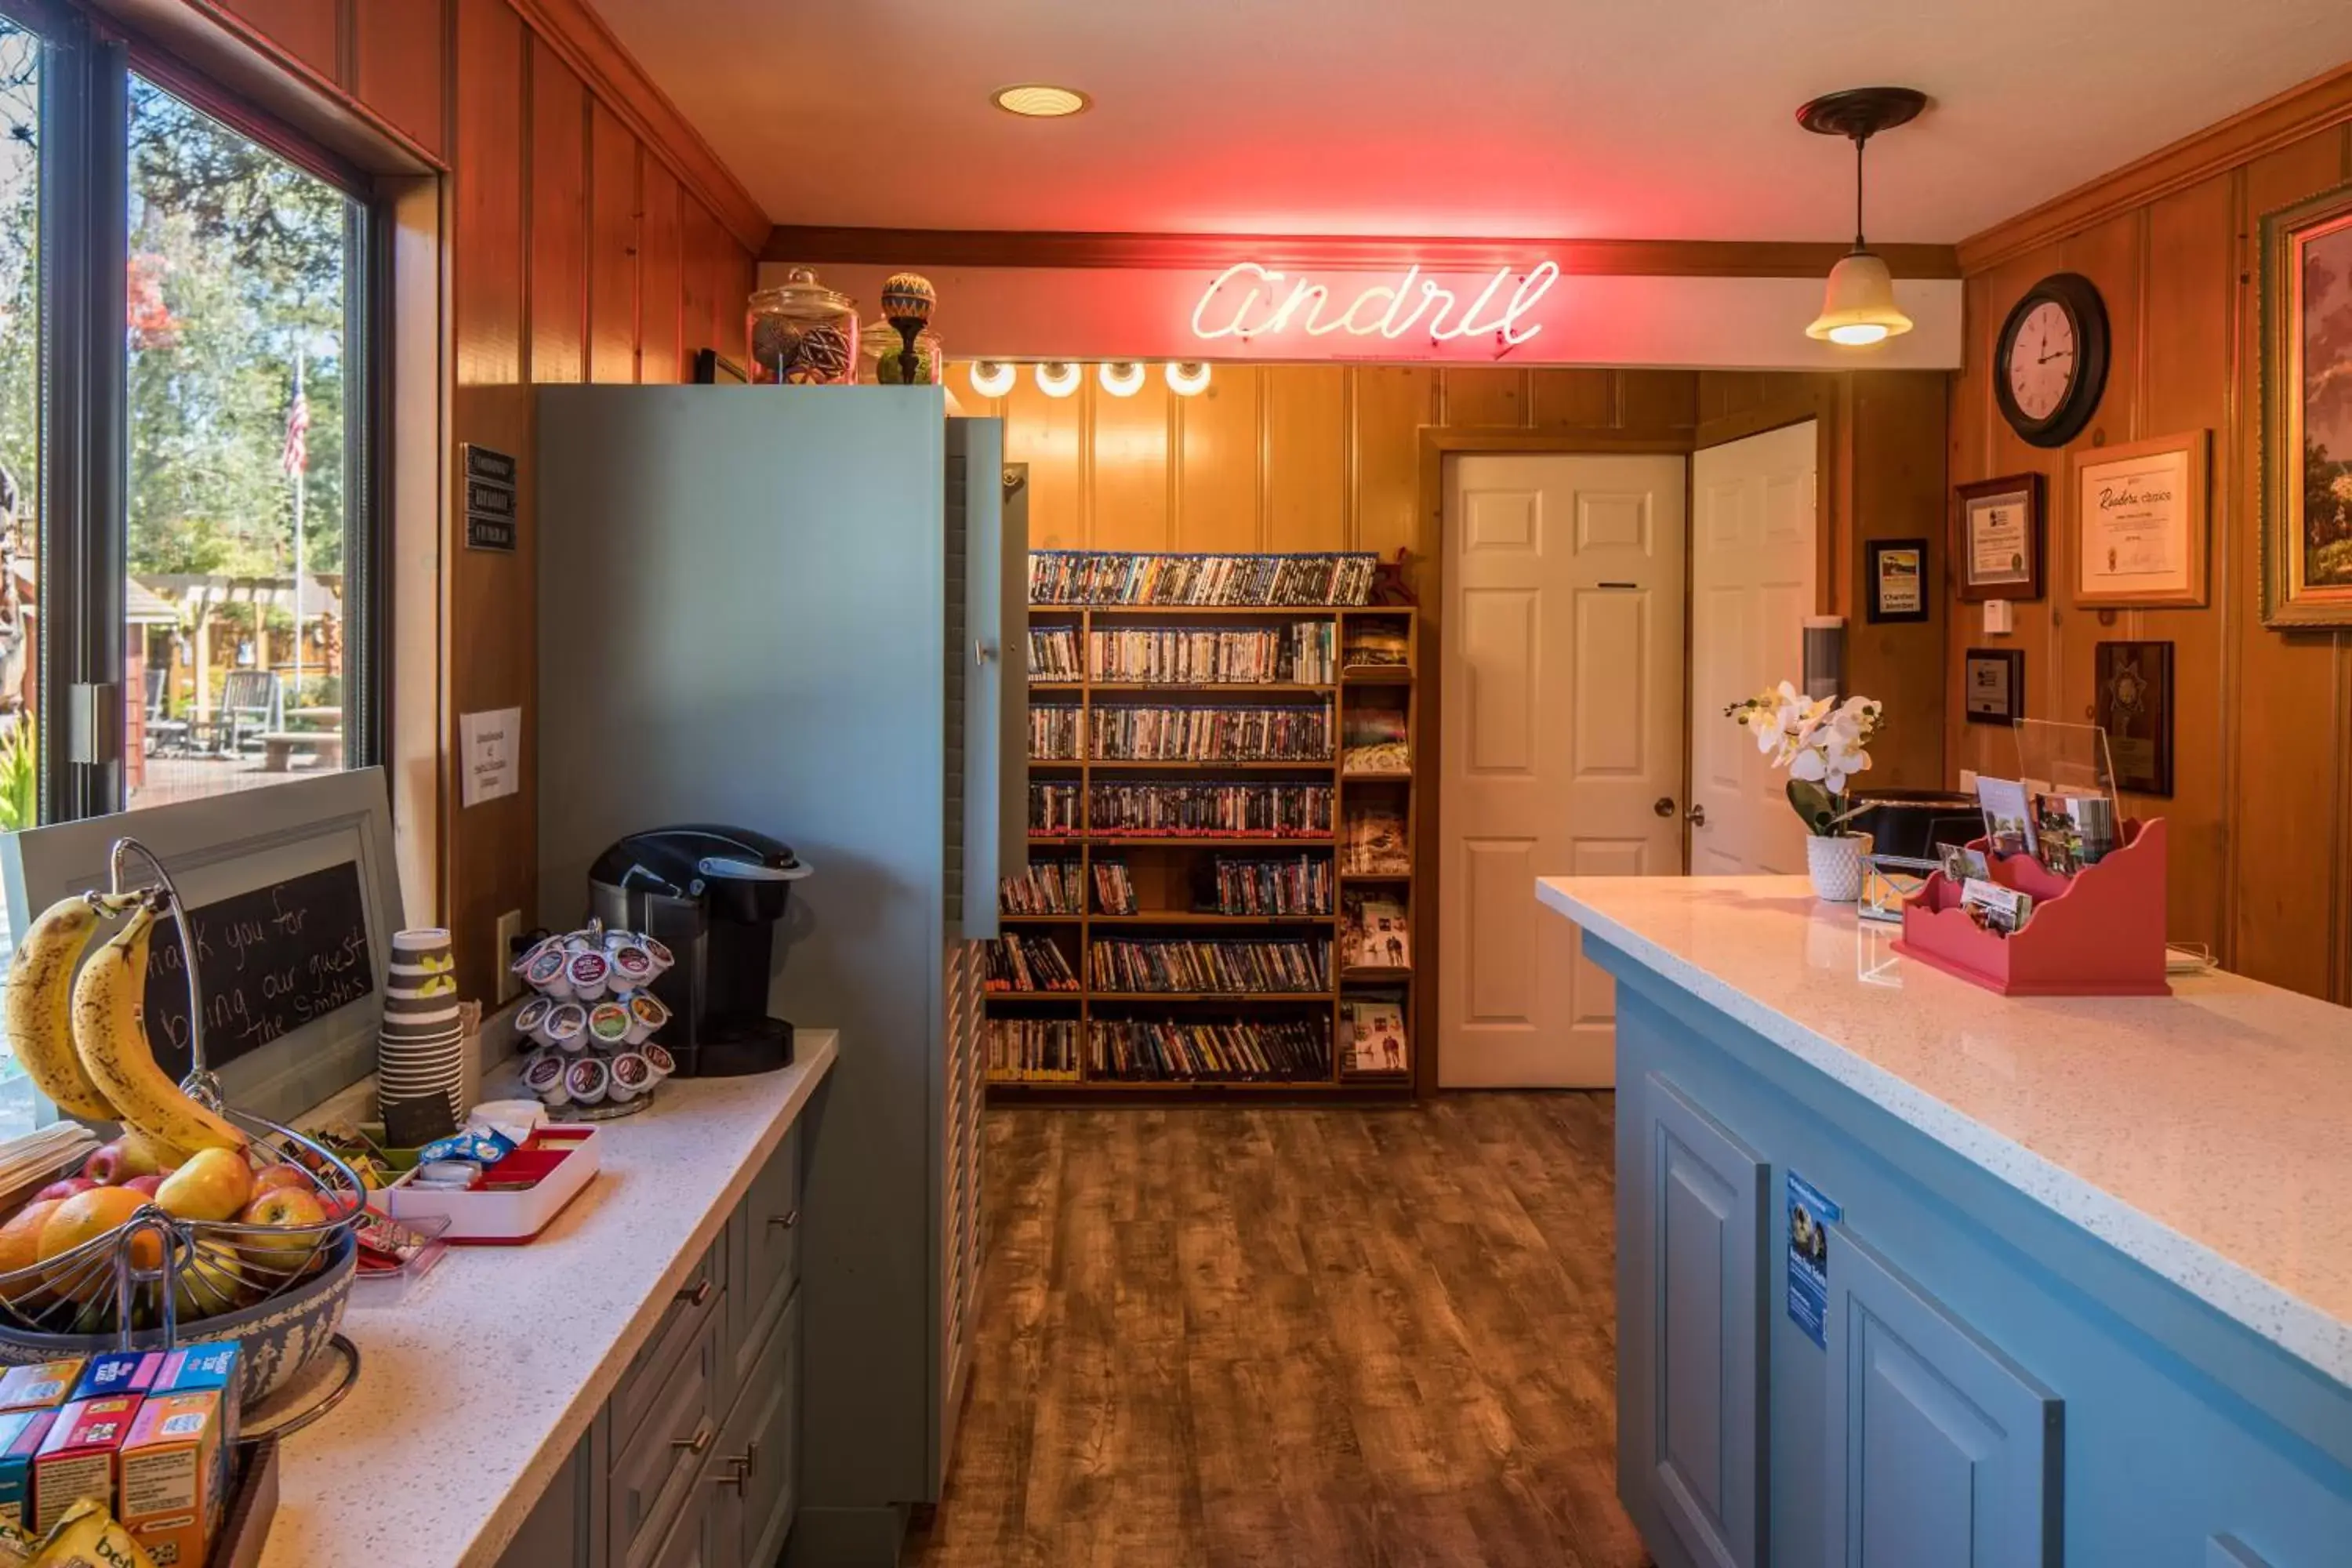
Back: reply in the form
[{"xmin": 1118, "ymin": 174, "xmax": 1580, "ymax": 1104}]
[{"xmin": 906, "ymin": 1097, "xmax": 1653, "ymax": 1568}]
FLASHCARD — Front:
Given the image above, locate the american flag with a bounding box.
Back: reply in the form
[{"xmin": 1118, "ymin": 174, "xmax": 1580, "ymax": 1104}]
[{"xmin": 281, "ymin": 377, "xmax": 310, "ymax": 478}]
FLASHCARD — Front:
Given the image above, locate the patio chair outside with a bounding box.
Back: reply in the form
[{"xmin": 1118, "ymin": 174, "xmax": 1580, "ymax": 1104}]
[{"xmin": 217, "ymin": 669, "xmax": 283, "ymax": 753}]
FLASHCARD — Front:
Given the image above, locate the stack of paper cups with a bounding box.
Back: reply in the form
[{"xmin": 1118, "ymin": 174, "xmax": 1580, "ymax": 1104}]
[{"xmin": 379, "ymin": 927, "xmax": 466, "ymax": 1120}]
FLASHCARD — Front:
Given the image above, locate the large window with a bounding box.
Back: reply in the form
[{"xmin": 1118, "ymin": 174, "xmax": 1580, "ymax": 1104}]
[
  {"xmin": 125, "ymin": 75, "xmax": 361, "ymax": 808},
  {"xmin": 0, "ymin": 3, "xmax": 383, "ymax": 1127}
]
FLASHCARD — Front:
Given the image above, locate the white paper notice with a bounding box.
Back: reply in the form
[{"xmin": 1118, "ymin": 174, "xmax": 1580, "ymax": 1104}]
[{"xmin": 460, "ymin": 707, "xmax": 521, "ymax": 808}]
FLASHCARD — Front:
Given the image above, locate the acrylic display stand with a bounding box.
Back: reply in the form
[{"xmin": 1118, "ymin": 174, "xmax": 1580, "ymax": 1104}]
[{"xmin": 1893, "ymin": 817, "xmax": 2170, "ymax": 996}]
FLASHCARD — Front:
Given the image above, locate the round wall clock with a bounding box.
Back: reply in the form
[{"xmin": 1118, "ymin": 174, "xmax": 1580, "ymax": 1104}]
[{"xmin": 1994, "ymin": 272, "xmax": 2110, "ymax": 448}]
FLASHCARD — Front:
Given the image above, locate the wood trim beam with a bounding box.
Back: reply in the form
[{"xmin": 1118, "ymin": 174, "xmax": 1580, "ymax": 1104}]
[
  {"xmin": 505, "ymin": 0, "xmax": 770, "ymax": 252},
  {"xmin": 1958, "ymin": 60, "xmax": 2352, "ymax": 273},
  {"xmin": 762, "ymin": 227, "xmax": 1962, "ymax": 279}
]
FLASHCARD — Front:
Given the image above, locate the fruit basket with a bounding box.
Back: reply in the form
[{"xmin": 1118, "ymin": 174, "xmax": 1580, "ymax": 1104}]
[{"xmin": 0, "ymin": 837, "xmax": 368, "ymax": 1402}]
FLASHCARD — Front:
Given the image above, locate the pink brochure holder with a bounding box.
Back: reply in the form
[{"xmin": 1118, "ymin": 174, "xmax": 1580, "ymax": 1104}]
[{"xmin": 1892, "ymin": 818, "xmax": 2169, "ymax": 997}]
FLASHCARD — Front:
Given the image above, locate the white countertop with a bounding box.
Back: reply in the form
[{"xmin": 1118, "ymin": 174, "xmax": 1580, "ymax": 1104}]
[
  {"xmin": 1538, "ymin": 877, "xmax": 2352, "ymax": 1385},
  {"xmin": 256, "ymin": 1031, "xmax": 837, "ymax": 1568}
]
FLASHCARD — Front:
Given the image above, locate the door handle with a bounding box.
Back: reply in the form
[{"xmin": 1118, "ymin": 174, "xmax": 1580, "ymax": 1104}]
[
  {"xmin": 1653, "ymin": 797, "xmax": 1675, "ymax": 818},
  {"xmin": 974, "ymin": 638, "xmax": 996, "ymax": 666},
  {"xmin": 1686, "ymin": 804, "xmax": 1708, "ymax": 827},
  {"xmin": 675, "ymin": 1276, "xmax": 713, "ymax": 1308}
]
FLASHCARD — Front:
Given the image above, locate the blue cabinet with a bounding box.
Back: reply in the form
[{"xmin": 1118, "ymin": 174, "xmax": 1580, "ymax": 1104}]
[
  {"xmin": 1826, "ymin": 1227, "xmax": 2062, "ymax": 1568},
  {"xmin": 1621, "ymin": 1072, "xmax": 1769, "ymax": 1568}
]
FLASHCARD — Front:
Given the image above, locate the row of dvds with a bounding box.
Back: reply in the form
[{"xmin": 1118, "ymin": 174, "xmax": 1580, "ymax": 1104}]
[
  {"xmin": 1030, "ymin": 782, "xmax": 1084, "ymax": 835},
  {"xmin": 1087, "ymin": 938, "xmax": 1332, "ymax": 994},
  {"xmin": 1088, "ymin": 624, "xmax": 1335, "ymax": 685},
  {"xmin": 1029, "ymin": 551, "xmax": 1377, "ymax": 607},
  {"xmin": 1029, "ymin": 626, "xmax": 1082, "ymax": 681},
  {"xmin": 1344, "ymin": 622, "xmax": 1410, "ymax": 667},
  {"xmin": 1084, "ymin": 782, "xmax": 1335, "ymax": 837},
  {"xmin": 1094, "ymin": 860, "xmax": 1138, "ymax": 916},
  {"xmin": 1090, "ymin": 704, "xmax": 1334, "ymax": 762},
  {"xmin": 1000, "ymin": 859, "xmax": 1085, "ymax": 915},
  {"xmin": 1030, "ymin": 706, "xmax": 1081, "ymax": 760},
  {"xmin": 1214, "ymin": 856, "xmax": 1333, "ymax": 916},
  {"xmin": 982, "ymin": 932, "xmax": 1081, "ymax": 993},
  {"xmin": 985, "ymin": 1018, "xmax": 1081, "ymax": 1081},
  {"xmin": 1090, "ymin": 1018, "xmax": 1333, "ymax": 1082}
]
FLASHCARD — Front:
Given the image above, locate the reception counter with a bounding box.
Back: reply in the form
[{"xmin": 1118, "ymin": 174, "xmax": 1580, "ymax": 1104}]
[{"xmin": 1537, "ymin": 877, "xmax": 2351, "ymax": 1568}]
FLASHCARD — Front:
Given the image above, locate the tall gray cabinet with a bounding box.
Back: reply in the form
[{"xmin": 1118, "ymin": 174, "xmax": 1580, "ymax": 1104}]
[{"xmin": 536, "ymin": 387, "xmax": 1025, "ymax": 1567}]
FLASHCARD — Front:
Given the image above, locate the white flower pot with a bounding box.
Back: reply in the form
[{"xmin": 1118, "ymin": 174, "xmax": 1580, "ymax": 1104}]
[{"xmin": 1806, "ymin": 831, "xmax": 1873, "ymax": 903}]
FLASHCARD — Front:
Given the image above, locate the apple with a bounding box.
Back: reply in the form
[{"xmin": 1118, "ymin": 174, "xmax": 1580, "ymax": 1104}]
[
  {"xmin": 38, "ymin": 1187, "xmax": 164, "ymax": 1287},
  {"xmin": 156, "ymin": 1147, "xmax": 254, "ymax": 1224},
  {"xmin": 235, "ymin": 1188, "xmax": 328, "ymax": 1277},
  {"xmin": 250, "ymin": 1166, "xmax": 313, "ymax": 1197},
  {"xmin": 172, "ymin": 1238, "xmax": 250, "ymax": 1321},
  {"xmin": 0, "ymin": 1199, "xmax": 64, "ymax": 1283},
  {"xmin": 83, "ymin": 1134, "xmax": 165, "ymax": 1186},
  {"xmin": 32, "ymin": 1177, "xmax": 96, "ymax": 1204},
  {"xmin": 122, "ymin": 1174, "xmax": 165, "ymax": 1199}
]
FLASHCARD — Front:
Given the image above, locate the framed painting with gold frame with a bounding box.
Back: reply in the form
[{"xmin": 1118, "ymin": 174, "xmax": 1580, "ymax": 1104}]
[{"xmin": 2260, "ymin": 180, "xmax": 2352, "ymax": 627}]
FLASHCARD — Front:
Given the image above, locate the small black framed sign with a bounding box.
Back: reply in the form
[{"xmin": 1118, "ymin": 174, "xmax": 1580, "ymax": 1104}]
[
  {"xmin": 1866, "ymin": 538, "xmax": 1930, "ymax": 623},
  {"xmin": 1963, "ymin": 648, "xmax": 2025, "ymax": 725},
  {"xmin": 2094, "ymin": 640, "xmax": 2175, "ymax": 797}
]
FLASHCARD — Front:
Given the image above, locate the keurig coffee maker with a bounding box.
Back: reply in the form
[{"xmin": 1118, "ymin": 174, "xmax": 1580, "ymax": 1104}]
[{"xmin": 588, "ymin": 824, "xmax": 811, "ymax": 1077}]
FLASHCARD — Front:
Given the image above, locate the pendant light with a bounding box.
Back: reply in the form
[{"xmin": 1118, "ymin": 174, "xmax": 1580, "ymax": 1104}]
[{"xmin": 1797, "ymin": 87, "xmax": 1926, "ymax": 347}]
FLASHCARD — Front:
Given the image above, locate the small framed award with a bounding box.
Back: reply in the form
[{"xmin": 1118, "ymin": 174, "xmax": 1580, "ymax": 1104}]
[
  {"xmin": 2071, "ymin": 430, "xmax": 2210, "ymax": 608},
  {"xmin": 1963, "ymin": 648, "xmax": 2025, "ymax": 725},
  {"xmin": 2094, "ymin": 641, "xmax": 2175, "ymax": 797},
  {"xmin": 1955, "ymin": 474, "xmax": 2044, "ymax": 601},
  {"xmin": 1866, "ymin": 538, "xmax": 1930, "ymax": 623}
]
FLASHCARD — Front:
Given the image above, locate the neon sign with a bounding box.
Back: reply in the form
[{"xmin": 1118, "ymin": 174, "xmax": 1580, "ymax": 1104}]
[{"xmin": 1189, "ymin": 261, "xmax": 1563, "ymax": 350}]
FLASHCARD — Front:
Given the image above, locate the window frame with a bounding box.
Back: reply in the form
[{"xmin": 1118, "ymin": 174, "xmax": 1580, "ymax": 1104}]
[{"xmin": 7, "ymin": 0, "xmax": 390, "ymax": 826}]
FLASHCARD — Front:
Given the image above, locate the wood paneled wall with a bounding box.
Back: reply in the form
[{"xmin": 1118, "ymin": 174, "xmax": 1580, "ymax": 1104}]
[
  {"xmin": 1948, "ymin": 81, "xmax": 2352, "ymax": 1000},
  {"xmin": 165, "ymin": 0, "xmax": 764, "ymax": 1004}
]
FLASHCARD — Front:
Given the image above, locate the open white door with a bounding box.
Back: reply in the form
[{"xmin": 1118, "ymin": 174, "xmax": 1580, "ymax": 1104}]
[
  {"xmin": 1439, "ymin": 452, "xmax": 1686, "ymax": 1088},
  {"xmin": 1689, "ymin": 423, "xmax": 1817, "ymax": 876}
]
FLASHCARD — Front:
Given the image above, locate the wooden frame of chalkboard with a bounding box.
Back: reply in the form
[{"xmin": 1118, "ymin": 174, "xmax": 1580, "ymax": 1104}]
[{"xmin": 2, "ymin": 770, "xmax": 405, "ymax": 1127}]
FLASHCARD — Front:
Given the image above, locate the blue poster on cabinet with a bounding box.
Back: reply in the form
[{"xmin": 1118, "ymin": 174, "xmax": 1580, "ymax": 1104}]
[{"xmin": 1787, "ymin": 1171, "xmax": 1840, "ymax": 1348}]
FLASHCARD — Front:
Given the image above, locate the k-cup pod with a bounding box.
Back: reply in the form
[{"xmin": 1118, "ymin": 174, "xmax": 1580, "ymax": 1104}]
[
  {"xmin": 563, "ymin": 927, "xmax": 604, "ymax": 954},
  {"xmin": 544, "ymin": 1002, "xmax": 588, "ymax": 1052},
  {"xmin": 564, "ymin": 1055, "xmax": 609, "ymax": 1105},
  {"xmin": 625, "ymin": 993, "xmax": 668, "ymax": 1045},
  {"xmin": 524, "ymin": 949, "xmax": 572, "ymax": 998},
  {"xmin": 608, "ymin": 1051, "xmax": 654, "ymax": 1102},
  {"xmin": 640, "ymin": 1041, "xmax": 677, "ymax": 1080},
  {"xmin": 640, "ymin": 935, "xmax": 674, "ymax": 974},
  {"xmin": 514, "ymin": 997, "xmax": 553, "ymax": 1044},
  {"xmin": 608, "ymin": 944, "xmax": 655, "ymax": 990},
  {"xmin": 566, "ymin": 951, "xmax": 611, "ymax": 1001},
  {"xmin": 523, "ymin": 1052, "xmax": 570, "ymax": 1106},
  {"xmin": 510, "ymin": 935, "xmax": 556, "ymax": 975},
  {"xmin": 587, "ymin": 1001, "xmax": 631, "ymax": 1049}
]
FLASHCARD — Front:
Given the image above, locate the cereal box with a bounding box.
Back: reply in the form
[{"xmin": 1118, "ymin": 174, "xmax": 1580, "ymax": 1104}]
[
  {"xmin": 0, "ymin": 1363, "xmax": 81, "ymax": 1416},
  {"xmin": 0, "ymin": 1411, "xmax": 50, "ymax": 1528},
  {"xmin": 118, "ymin": 1392, "xmax": 227, "ymax": 1568},
  {"xmin": 148, "ymin": 1346, "xmax": 236, "ymax": 1399},
  {"xmin": 31, "ymin": 1395, "xmax": 140, "ymax": 1534},
  {"xmin": 70, "ymin": 1353, "xmax": 163, "ymax": 1403}
]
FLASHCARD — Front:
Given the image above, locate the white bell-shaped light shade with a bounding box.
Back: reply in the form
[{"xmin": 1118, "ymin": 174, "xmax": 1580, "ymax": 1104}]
[
  {"xmin": 1806, "ymin": 249, "xmax": 1913, "ymax": 347},
  {"xmin": 1164, "ymin": 361, "xmax": 1213, "ymax": 396},
  {"xmin": 967, "ymin": 360, "xmax": 1016, "ymax": 397},
  {"xmin": 1098, "ymin": 361, "xmax": 1145, "ymax": 397},
  {"xmin": 1035, "ymin": 361, "xmax": 1082, "ymax": 398}
]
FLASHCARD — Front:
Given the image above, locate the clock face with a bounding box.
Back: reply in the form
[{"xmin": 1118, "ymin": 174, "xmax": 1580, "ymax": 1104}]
[{"xmin": 2006, "ymin": 299, "xmax": 2077, "ymax": 422}]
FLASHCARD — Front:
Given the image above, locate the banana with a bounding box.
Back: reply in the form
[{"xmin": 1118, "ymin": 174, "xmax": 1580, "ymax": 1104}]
[
  {"xmin": 69, "ymin": 902, "xmax": 245, "ymax": 1156},
  {"xmin": 3, "ymin": 894, "xmax": 129, "ymax": 1123}
]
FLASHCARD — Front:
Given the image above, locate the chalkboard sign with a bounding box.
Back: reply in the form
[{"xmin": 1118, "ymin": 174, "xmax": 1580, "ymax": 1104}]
[{"xmin": 141, "ymin": 861, "xmax": 377, "ymax": 1080}]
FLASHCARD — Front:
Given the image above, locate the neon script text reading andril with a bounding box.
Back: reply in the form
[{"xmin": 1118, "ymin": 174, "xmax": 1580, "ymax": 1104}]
[{"xmin": 1189, "ymin": 261, "xmax": 1564, "ymax": 349}]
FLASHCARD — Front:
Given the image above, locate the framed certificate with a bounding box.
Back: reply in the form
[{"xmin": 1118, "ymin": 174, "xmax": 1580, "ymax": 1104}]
[
  {"xmin": 2071, "ymin": 430, "xmax": 2210, "ymax": 608},
  {"xmin": 1865, "ymin": 538, "xmax": 1929, "ymax": 623},
  {"xmin": 1963, "ymin": 648, "xmax": 2024, "ymax": 725},
  {"xmin": 1954, "ymin": 474, "xmax": 2044, "ymax": 601}
]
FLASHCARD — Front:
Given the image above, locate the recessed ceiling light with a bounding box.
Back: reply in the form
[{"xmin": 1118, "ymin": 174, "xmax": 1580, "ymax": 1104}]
[{"xmin": 993, "ymin": 84, "xmax": 1091, "ymax": 118}]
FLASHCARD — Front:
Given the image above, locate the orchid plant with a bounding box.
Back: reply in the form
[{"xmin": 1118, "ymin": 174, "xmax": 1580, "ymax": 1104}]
[{"xmin": 1724, "ymin": 682, "xmax": 1885, "ymax": 837}]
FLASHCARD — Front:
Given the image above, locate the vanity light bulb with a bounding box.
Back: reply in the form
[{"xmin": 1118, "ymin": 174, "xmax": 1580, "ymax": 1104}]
[
  {"xmin": 1035, "ymin": 361, "xmax": 1082, "ymax": 398},
  {"xmin": 1098, "ymin": 361, "xmax": 1145, "ymax": 397},
  {"xmin": 968, "ymin": 360, "xmax": 1016, "ymax": 397},
  {"xmin": 1164, "ymin": 361, "xmax": 1212, "ymax": 396}
]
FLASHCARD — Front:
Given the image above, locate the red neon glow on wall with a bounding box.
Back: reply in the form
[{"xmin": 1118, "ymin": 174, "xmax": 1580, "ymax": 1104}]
[{"xmin": 1189, "ymin": 261, "xmax": 1563, "ymax": 350}]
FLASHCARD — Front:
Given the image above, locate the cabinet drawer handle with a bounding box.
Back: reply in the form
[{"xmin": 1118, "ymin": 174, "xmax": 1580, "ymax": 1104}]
[
  {"xmin": 709, "ymin": 1446, "xmax": 753, "ymax": 1491},
  {"xmin": 767, "ymin": 1210, "xmax": 799, "ymax": 1230},
  {"xmin": 671, "ymin": 1420, "xmax": 713, "ymax": 1457},
  {"xmin": 675, "ymin": 1277, "xmax": 713, "ymax": 1308}
]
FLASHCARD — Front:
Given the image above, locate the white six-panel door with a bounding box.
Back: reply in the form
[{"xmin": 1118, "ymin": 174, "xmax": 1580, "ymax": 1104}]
[
  {"xmin": 1688, "ymin": 423, "xmax": 1818, "ymax": 877},
  {"xmin": 1439, "ymin": 453, "xmax": 1686, "ymax": 1088}
]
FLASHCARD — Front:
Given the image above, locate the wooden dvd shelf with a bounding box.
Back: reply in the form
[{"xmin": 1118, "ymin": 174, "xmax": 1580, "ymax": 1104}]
[{"xmin": 987, "ymin": 597, "xmax": 1421, "ymax": 1099}]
